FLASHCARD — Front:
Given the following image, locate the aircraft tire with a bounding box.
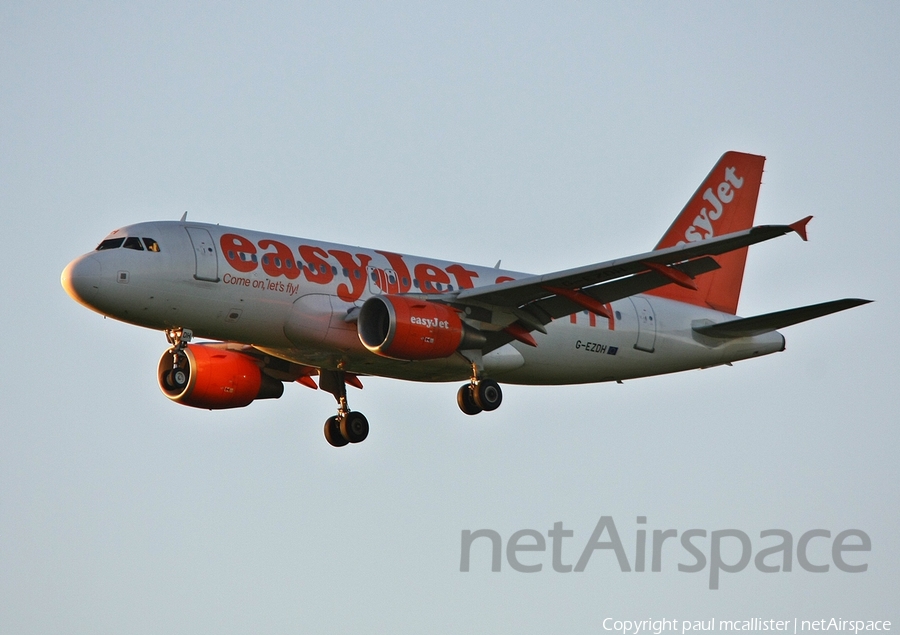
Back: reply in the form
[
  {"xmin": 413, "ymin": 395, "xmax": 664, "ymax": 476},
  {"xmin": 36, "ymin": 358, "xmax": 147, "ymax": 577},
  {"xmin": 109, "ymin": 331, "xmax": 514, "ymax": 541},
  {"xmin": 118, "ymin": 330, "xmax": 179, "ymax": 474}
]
[
  {"xmin": 457, "ymin": 384, "xmax": 482, "ymax": 415},
  {"xmin": 474, "ymin": 379, "xmax": 502, "ymax": 411},
  {"xmin": 340, "ymin": 411, "xmax": 369, "ymax": 444},
  {"xmin": 169, "ymin": 367, "xmax": 189, "ymax": 390},
  {"xmin": 324, "ymin": 416, "xmax": 349, "ymax": 447}
]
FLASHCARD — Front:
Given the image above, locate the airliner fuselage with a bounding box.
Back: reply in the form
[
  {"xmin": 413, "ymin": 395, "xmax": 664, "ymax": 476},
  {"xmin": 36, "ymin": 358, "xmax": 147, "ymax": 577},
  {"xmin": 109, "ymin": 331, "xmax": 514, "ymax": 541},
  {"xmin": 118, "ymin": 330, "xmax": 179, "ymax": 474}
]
[{"xmin": 63, "ymin": 219, "xmax": 784, "ymax": 385}]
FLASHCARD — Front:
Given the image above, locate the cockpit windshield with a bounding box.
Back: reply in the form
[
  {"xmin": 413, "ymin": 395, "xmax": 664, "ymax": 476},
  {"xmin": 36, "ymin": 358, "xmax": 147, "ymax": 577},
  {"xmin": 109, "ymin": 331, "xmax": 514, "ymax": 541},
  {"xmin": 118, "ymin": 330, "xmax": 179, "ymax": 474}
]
[
  {"xmin": 97, "ymin": 238, "xmax": 125, "ymax": 250},
  {"xmin": 96, "ymin": 237, "xmax": 161, "ymax": 252}
]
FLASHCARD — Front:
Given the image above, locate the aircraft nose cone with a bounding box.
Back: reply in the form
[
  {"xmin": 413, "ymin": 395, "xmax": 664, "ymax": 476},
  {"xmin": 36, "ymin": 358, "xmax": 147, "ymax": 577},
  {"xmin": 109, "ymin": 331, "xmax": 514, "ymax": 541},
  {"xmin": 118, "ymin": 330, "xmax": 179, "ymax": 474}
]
[{"xmin": 61, "ymin": 255, "xmax": 101, "ymax": 307}]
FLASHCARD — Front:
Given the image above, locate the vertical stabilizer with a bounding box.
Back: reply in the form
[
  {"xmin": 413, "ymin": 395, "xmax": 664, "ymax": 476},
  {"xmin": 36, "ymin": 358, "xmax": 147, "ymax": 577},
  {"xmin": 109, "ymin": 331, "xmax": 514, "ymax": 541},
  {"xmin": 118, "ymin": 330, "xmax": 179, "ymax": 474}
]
[{"xmin": 646, "ymin": 151, "xmax": 765, "ymax": 314}]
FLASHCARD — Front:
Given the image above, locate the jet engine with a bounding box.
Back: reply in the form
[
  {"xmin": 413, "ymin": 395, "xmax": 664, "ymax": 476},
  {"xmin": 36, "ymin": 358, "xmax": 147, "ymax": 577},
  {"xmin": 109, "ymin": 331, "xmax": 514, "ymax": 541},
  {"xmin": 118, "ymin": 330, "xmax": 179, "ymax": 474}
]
[
  {"xmin": 157, "ymin": 343, "xmax": 284, "ymax": 409},
  {"xmin": 357, "ymin": 295, "xmax": 485, "ymax": 360}
]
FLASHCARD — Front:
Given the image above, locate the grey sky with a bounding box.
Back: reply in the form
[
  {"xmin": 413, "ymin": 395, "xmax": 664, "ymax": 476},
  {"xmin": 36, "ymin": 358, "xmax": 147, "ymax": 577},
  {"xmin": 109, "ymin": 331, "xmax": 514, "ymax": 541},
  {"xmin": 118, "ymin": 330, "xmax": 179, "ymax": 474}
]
[{"xmin": 1, "ymin": 2, "xmax": 898, "ymax": 633}]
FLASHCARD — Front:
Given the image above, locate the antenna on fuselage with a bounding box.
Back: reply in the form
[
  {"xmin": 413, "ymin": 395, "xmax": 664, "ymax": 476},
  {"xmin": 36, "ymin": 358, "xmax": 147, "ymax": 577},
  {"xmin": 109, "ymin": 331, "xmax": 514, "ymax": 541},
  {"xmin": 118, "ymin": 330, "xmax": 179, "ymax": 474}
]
[
  {"xmin": 180, "ymin": 211, "xmax": 188, "ymax": 222},
  {"xmin": 494, "ymin": 260, "xmax": 501, "ymax": 268}
]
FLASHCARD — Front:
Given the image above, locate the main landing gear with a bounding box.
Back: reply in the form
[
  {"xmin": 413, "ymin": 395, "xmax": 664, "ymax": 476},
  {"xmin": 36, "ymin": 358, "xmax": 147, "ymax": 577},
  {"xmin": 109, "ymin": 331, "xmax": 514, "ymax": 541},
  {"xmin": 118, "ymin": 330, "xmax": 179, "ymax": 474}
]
[
  {"xmin": 457, "ymin": 376, "xmax": 503, "ymax": 416},
  {"xmin": 319, "ymin": 369, "xmax": 369, "ymax": 447}
]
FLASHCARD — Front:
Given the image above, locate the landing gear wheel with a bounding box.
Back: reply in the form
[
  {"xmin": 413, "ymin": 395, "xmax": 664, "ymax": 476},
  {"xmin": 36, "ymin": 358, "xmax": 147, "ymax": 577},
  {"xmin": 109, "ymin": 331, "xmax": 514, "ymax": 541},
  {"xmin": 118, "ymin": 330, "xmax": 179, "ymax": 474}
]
[
  {"xmin": 457, "ymin": 384, "xmax": 483, "ymax": 415},
  {"xmin": 169, "ymin": 366, "xmax": 189, "ymax": 390},
  {"xmin": 474, "ymin": 379, "xmax": 502, "ymax": 411},
  {"xmin": 340, "ymin": 411, "xmax": 369, "ymax": 444},
  {"xmin": 324, "ymin": 416, "xmax": 349, "ymax": 447}
]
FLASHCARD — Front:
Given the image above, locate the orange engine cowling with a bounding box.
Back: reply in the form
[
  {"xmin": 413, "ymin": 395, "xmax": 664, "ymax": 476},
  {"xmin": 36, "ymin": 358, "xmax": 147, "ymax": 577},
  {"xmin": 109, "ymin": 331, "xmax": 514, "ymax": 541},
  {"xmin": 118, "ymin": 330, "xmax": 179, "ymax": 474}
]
[
  {"xmin": 157, "ymin": 344, "xmax": 285, "ymax": 409},
  {"xmin": 357, "ymin": 295, "xmax": 485, "ymax": 360}
]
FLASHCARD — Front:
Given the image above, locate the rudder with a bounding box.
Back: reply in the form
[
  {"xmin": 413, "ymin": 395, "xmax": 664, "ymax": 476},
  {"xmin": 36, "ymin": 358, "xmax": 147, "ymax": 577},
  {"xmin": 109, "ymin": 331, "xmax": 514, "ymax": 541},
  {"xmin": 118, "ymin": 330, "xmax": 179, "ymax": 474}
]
[{"xmin": 646, "ymin": 151, "xmax": 765, "ymax": 314}]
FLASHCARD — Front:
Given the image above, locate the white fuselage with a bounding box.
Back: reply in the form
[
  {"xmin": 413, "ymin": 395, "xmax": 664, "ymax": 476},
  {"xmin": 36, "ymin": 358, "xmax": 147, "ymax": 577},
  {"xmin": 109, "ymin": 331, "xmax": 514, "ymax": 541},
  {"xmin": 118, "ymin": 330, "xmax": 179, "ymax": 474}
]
[{"xmin": 62, "ymin": 220, "xmax": 785, "ymax": 384}]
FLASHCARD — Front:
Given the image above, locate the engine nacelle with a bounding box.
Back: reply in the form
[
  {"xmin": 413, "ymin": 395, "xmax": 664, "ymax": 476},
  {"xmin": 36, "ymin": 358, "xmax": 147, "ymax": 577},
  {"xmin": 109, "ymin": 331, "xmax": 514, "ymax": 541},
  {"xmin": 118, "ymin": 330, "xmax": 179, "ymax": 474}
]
[
  {"xmin": 157, "ymin": 344, "xmax": 284, "ymax": 410},
  {"xmin": 357, "ymin": 295, "xmax": 485, "ymax": 360}
]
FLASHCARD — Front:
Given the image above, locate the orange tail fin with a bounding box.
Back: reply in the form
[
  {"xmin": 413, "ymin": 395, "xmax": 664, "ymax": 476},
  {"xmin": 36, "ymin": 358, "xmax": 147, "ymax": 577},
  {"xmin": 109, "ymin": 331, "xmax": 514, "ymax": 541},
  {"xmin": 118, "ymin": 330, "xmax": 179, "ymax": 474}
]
[{"xmin": 646, "ymin": 151, "xmax": 765, "ymax": 315}]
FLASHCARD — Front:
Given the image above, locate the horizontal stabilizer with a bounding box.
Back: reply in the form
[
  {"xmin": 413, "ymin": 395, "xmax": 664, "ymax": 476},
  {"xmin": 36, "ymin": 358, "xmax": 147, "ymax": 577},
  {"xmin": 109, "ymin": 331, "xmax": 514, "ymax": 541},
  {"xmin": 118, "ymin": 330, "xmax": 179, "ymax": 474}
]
[{"xmin": 693, "ymin": 298, "xmax": 872, "ymax": 339}]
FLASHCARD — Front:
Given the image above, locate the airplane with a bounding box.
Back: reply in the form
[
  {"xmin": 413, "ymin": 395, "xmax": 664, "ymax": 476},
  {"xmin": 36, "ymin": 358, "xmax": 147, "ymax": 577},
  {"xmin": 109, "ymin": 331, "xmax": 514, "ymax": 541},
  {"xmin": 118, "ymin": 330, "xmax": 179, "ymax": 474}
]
[{"xmin": 61, "ymin": 151, "xmax": 870, "ymax": 447}]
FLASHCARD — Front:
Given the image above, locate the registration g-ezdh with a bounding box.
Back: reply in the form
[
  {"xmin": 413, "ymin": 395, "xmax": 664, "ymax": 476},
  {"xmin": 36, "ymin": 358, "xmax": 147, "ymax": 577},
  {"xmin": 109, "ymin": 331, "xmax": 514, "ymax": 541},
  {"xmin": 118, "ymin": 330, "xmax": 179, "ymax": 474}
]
[{"xmin": 62, "ymin": 152, "xmax": 870, "ymax": 446}]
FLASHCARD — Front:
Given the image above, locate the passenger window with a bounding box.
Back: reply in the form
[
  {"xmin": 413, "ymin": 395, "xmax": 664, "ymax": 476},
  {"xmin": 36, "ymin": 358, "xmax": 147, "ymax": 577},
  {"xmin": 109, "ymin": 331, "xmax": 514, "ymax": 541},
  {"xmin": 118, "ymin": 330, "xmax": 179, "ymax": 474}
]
[
  {"xmin": 96, "ymin": 238, "xmax": 125, "ymax": 250},
  {"xmin": 123, "ymin": 237, "xmax": 144, "ymax": 250},
  {"xmin": 142, "ymin": 238, "xmax": 161, "ymax": 252}
]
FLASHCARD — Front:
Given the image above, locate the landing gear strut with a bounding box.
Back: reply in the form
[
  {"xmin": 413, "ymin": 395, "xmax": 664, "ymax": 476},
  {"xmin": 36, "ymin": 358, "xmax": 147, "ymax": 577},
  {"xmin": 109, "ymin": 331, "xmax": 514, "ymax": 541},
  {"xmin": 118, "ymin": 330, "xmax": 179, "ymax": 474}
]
[
  {"xmin": 457, "ymin": 361, "xmax": 503, "ymax": 416},
  {"xmin": 319, "ymin": 369, "xmax": 369, "ymax": 447}
]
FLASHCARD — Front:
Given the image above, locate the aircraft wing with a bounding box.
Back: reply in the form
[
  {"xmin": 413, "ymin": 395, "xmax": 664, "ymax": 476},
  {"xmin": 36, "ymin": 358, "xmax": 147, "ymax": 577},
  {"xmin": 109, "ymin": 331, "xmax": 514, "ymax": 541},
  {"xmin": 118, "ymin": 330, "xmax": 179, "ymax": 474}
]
[
  {"xmin": 453, "ymin": 219, "xmax": 810, "ymax": 310},
  {"xmin": 405, "ymin": 218, "xmax": 812, "ymax": 352}
]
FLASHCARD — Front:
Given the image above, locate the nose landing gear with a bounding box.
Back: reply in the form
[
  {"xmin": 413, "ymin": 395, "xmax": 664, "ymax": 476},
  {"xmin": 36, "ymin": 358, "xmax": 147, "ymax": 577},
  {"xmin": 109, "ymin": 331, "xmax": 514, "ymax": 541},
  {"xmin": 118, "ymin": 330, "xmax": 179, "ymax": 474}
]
[{"xmin": 163, "ymin": 327, "xmax": 193, "ymax": 390}]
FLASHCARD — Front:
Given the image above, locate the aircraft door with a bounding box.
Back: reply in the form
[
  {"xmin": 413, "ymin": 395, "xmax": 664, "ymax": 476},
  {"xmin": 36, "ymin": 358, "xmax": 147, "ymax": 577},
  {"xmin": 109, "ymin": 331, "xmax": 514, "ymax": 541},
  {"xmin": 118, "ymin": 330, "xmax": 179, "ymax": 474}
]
[
  {"xmin": 630, "ymin": 296, "xmax": 657, "ymax": 353},
  {"xmin": 185, "ymin": 227, "xmax": 220, "ymax": 282},
  {"xmin": 367, "ymin": 266, "xmax": 400, "ymax": 295}
]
